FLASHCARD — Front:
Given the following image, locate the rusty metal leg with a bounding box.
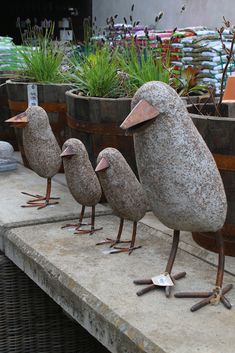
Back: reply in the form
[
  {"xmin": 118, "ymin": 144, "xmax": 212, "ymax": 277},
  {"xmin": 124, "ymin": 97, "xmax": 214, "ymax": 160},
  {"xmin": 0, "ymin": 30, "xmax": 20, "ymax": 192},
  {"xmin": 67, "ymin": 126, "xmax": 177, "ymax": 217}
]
[
  {"xmin": 114, "ymin": 218, "xmax": 124, "ymax": 244},
  {"xmin": 165, "ymin": 230, "xmax": 181, "ymax": 297},
  {"xmin": 74, "ymin": 206, "xmax": 102, "ymax": 235},
  {"xmin": 96, "ymin": 218, "xmax": 126, "ymax": 246},
  {"xmin": 61, "ymin": 205, "xmax": 86, "ymax": 230},
  {"xmin": 113, "ymin": 221, "xmax": 142, "ymax": 254},
  {"xmin": 134, "ymin": 230, "xmax": 185, "ymax": 296},
  {"xmin": 21, "ymin": 178, "xmax": 59, "ymax": 209},
  {"xmin": 174, "ymin": 230, "xmax": 233, "ymax": 312},
  {"xmin": 89, "ymin": 205, "xmax": 103, "ymax": 234}
]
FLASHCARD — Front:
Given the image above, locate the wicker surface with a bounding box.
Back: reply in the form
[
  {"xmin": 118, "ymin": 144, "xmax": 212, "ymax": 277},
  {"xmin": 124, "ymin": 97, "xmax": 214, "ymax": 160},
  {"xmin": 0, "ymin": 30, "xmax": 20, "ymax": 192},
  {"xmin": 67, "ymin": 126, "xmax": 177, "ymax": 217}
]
[{"xmin": 0, "ymin": 252, "xmax": 109, "ymax": 353}]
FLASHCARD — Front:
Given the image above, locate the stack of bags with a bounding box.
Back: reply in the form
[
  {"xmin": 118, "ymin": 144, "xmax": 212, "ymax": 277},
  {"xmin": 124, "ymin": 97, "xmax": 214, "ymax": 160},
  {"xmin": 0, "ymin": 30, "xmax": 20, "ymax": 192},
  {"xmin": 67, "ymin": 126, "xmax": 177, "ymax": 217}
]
[
  {"xmin": 103, "ymin": 22, "xmax": 235, "ymax": 94},
  {"xmin": 0, "ymin": 36, "xmax": 26, "ymax": 72},
  {"xmin": 178, "ymin": 27, "xmax": 235, "ymax": 94}
]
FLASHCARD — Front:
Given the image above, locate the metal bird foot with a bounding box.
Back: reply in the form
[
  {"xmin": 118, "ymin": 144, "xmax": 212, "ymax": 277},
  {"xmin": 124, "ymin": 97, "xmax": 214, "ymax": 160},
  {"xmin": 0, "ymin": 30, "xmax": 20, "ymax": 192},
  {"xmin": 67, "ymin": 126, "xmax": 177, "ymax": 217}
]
[
  {"xmin": 96, "ymin": 238, "xmax": 132, "ymax": 247},
  {"xmin": 174, "ymin": 284, "xmax": 233, "ymax": 312},
  {"xmin": 134, "ymin": 271, "xmax": 186, "ymax": 297},
  {"xmin": 21, "ymin": 199, "xmax": 59, "ymax": 210},
  {"xmin": 61, "ymin": 222, "xmax": 90, "ymax": 230},
  {"xmin": 174, "ymin": 231, "xmax": 233, "ymax": 312},
  {"xmin": 61, "ymin": 222, "xmax": 102, "ymax": 235},
  {"xmin": 96, "ymin": 238, "xmax": 138, "ymax": 254},
  {"xmin": 21, "ymin": 191, "xmax": 59, "ymax": 201},
  {"xmin": 96, "ymin": 238, "xmax": 141, "ymax": 255},
  {"xmin": 21, "ymin": 178, "xmax": 60, "ymax": 210},
  {"xmin": 96, "ymin": 219, "xmax": 141, "ymax": 255},
  {"xmin": 61, "ymin": 205, "xmax": 102, "ymax": 235},
  {"xmin": 21, "ymin": 193, "xmax": 59, "ymax": 209},
  {"xmin": 134, "ymin": 229, "xmax": 185, "ymax": 295},
  {"xmin": 112, "ymin": 244, "xmax": 142, "ymax": 255},
  {"xmin": 74, "ymin": 226, "xmax": 103, "ymax": 236}
]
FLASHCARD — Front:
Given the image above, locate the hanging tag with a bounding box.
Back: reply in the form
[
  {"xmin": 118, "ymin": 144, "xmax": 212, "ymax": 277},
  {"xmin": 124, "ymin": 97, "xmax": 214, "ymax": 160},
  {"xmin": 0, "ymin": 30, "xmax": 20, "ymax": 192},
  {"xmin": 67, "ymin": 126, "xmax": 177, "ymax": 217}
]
[
  {"xmin": 27, "ymin": 84, "xmax": 38, "ymax": 106},
  {"xmin": 151, "ymin": 273, "xmax": 174, "ymax": 286}
]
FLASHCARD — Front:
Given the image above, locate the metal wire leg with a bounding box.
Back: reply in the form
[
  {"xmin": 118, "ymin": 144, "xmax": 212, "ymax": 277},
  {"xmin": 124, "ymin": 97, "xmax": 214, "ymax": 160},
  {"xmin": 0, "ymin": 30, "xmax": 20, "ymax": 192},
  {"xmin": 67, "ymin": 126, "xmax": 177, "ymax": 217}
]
[
  {"xmin": 134, "ymin": 230, "xmax": 186, "ymax": 296},
  {"xmin": 74, "ymin": 206, "xmax": 102, "ymax": 235},
  {"xmin": 21, "ymin": 178, "xmax": 59, "ymax": 209},
  {"xmin": 174, "ymin": 230, "xmax": 233, "ymax": 312}
]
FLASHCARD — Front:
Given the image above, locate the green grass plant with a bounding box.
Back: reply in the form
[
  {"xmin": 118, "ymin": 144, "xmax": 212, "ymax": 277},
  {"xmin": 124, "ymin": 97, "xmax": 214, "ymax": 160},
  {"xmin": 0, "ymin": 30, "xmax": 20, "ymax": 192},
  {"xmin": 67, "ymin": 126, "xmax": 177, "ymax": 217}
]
[
  {"xmin": 118, "ymin": 39, "xmax": 176, "ymax": 97},
  {"xmin": 15, "ymin": 22, "xmax": 72, "ymax": 83},
  {"xmin": 70, "ymin": 44, "xmax": 125, "ymax": 98}
]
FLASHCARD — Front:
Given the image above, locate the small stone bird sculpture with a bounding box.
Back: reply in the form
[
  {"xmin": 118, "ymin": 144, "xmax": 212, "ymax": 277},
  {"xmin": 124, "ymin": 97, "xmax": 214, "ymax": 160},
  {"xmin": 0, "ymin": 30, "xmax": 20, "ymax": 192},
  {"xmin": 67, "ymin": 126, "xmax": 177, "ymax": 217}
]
[
  {"xmin": 95, "ymin": 147, "xmax": 147, "ymax": 254},
  {"xmin": 5, "ymin": 106, "xmax": 61, "ymax": 209},
  {"xmin": 120, "ymin": 81, "xmax": 232, "ymax": 311},
  {"xmin": 60, "ymin": 138, "xmax": 102, "ymax": 235}
]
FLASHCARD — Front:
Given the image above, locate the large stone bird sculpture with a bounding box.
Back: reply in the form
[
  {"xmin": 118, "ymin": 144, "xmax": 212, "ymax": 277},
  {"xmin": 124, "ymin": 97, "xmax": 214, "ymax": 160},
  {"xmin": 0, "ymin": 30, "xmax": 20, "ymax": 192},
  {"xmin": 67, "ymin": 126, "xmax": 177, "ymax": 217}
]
[{"xmin": 120, "ymin": 81, "xmax": 232, "ymax": 312}]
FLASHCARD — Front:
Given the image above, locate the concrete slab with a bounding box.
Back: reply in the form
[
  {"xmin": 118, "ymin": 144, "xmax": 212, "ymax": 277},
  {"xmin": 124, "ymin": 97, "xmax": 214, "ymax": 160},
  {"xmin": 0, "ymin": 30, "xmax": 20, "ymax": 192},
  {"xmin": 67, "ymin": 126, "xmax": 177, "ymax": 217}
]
[
  {"xmin": 0, "ymin": 163, "xmax": 111, "ymax": 229},
  {"xmin": 2, "ymin": 215, "xmax": 235, "ymax": 353},
  {"xmin": 140, "ymin": 212, "xmax": 235, "ymax": 276}
]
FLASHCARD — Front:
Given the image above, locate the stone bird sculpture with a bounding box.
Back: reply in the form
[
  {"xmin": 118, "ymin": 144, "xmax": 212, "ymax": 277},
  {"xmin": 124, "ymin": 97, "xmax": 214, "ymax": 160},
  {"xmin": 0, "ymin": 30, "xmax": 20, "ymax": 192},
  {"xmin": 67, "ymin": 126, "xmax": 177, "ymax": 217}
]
[
  {"xmin": 60, "ymin": 138, "xmax": 102, "ymax": 235},
  {"xmin": 120, "ymin": 81, "xmax": 232, "ymax": 311},
  {"xmin": 95, "ymin": 147, "xmax": 147, "ymax": 254},
  {"xmin": 5, "ymin": 106, "xmax": 61, "ymax": 209}
]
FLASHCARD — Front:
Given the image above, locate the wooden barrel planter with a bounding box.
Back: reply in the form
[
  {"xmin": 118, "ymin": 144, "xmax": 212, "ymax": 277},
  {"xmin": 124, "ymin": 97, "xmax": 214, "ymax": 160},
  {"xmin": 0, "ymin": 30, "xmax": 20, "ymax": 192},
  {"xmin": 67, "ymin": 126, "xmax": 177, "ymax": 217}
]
[
  {"xmin": 6, "ymin": 79, "xmax": 73, "ymax": 170},
  {"xmin": 0, "ymin": 74, "xmax": 17, "ymax": 149},
  {"xmin": 65, "ymin": 90, "xmax": 138, "ymax": 177},
  {"xmin": 188, "ymin": 103, "xmax": 235, "ymax": 256}
]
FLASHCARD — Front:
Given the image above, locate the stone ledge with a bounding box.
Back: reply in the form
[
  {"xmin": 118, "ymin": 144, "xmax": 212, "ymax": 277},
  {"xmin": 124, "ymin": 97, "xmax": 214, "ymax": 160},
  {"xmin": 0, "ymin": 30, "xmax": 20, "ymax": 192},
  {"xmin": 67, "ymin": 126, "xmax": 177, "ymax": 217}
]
[
  {"xmin": 140, "ymin": 212, "xmax": 235, "ymax": 277},
  {"xmin": 0, "ymin": 163, "xmax": 111, "ymax": 229},
  {"xmin": 1, "ymin": 215, "xmax": 235, "ymax": 353}
]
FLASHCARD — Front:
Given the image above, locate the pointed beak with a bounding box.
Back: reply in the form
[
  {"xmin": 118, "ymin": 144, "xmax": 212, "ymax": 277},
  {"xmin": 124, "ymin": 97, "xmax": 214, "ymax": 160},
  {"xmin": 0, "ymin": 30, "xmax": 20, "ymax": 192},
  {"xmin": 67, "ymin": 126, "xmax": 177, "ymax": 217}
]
[
  {"xmin": 120, "ymin": 99, "xmax": 160, "ymax": 133},
  {"xmin": 5, "ymin": 112, "xmax": 28, "ymax": 128},
  {"xmin": 60, "ymin": 145, "xmax": 77, "ymax": 158},
  {"xmin": 95, "ymin": 157, "xmax": 110, "ymax": 172}
]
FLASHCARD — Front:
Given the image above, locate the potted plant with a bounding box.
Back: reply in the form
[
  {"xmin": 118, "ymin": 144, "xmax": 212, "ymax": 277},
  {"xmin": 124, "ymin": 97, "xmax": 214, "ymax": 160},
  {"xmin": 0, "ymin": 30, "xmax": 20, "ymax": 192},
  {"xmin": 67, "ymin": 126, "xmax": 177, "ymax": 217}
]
[
  {"xmin": 65, "ymin": 31, "xmax": 178, "ymax": 178},
  {"xmin": 117, "ymin": 36, "xmax": 176, "ymax": 97},
  {"xmin": 186, "ymin": 17, "xmax": 235, "ymax": 256},
  {"xmin": 66, "ymin": 42, "xmax": 137, "ymax": 176},
  {"xmin": 6, "ymin": 22, "xmax": 75, "ymax": 168},
  {"xmin": 175, "ymin": 65, "xmax": 211, "ymax": 105}
]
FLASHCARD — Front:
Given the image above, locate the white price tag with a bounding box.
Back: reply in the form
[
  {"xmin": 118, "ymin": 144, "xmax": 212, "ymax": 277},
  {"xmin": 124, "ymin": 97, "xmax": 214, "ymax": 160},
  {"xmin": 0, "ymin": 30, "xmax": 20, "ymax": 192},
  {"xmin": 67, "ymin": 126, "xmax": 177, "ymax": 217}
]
[
  {"xmin": 151, "ymin": 273, "xmax": 174, "ymax": 287},
  {"xmin": 27, "ymin": 84, "xmax": 38, "ymax": 106},
  {"xmin": 66, "ymin": 227, "xmax": 77, "ymax": 232},
  {"xmin": 102, "ymin": 249, "xmax": 121, "ymax": 255}
]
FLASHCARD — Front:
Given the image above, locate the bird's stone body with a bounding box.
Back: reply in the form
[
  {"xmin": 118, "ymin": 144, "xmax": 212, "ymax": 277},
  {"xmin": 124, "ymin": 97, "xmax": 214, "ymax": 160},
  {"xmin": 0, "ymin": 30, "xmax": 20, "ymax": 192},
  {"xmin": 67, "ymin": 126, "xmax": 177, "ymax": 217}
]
[
  {"xmin": 23, "ymin": 106, "xmax": 61, "ymax": 178},
  {"xmin": 131, "ymin": 81, "xmax": 227, "ymax": 232},
  {"xmin": 97, "ymin": 148, "xmax": 147, "ymax": 221},
  {"xmin": 62, "ymin": 138, "xmax": 101, "ymax": 206}
]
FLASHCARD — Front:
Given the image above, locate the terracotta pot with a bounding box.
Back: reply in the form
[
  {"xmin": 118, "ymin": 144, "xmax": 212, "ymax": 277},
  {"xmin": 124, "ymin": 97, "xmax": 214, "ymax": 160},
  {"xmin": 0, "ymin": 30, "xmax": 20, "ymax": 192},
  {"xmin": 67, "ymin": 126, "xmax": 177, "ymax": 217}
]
[{"xmin": 188, "ymin": 103, "xmax": 235, "ymax": 256}]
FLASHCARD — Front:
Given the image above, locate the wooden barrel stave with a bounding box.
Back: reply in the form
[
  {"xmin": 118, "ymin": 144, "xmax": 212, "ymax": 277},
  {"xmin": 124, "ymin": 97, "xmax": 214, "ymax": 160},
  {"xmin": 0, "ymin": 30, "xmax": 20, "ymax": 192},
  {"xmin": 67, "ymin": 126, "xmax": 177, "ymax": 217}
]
[
  {"xmin": 190, "ymin": 104, "xmax": 235, "ymax": 256},
  {"xmin": 0, "ymin": 77, "xmax": 17, "ymax": 149},
  {"xmin": 65, "ymin": 90, "xmax": 138, "ymax": 177}
]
